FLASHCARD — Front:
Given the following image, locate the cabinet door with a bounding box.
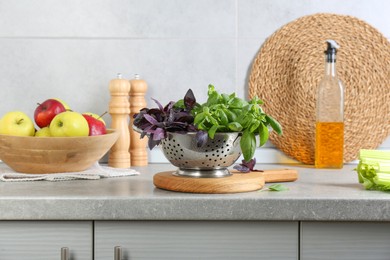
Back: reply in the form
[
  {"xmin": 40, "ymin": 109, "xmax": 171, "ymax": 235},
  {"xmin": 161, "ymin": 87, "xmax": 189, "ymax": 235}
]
[
  {"xmin": 0, "ymin": 221, "xmax": 92, "ymax": 260},
  {"xmin": 95, "ymin": 221, "xmax": 298, "ymax": 260},
  {"xmin": 301, "ymin": 222, "xmax": 390, "ymax": 260}
]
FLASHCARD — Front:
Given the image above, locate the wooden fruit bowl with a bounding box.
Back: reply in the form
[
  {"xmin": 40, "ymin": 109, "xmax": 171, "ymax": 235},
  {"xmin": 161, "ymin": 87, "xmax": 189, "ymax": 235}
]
[{"xmin": 0, "ymin": 129, "xmax": 119, "ymax": 174}]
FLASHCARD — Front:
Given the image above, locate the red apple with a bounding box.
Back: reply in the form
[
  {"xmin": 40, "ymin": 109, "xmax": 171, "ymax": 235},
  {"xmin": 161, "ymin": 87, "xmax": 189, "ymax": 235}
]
[
  {"xmin": 82, "ymin": 112, "xmax": 106, "ymax": 125},
  {"xmin": 82, "ymin": 114, "xmax": 107, "ymax": 136},
  {"xmin": 34, "ymin": 99, "xmax": 66, "ymax": 128}
]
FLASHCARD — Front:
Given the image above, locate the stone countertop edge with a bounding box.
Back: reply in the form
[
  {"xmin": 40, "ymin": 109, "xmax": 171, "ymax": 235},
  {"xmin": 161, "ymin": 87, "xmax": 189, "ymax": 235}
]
[{"xmin": 0, "ymin": 163, "xmax": 389, "ymax": 221}]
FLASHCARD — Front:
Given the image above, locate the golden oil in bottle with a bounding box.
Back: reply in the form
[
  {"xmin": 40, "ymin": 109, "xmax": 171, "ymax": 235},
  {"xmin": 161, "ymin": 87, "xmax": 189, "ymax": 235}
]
[{"xmin": 315, "ymin": 122, "xmax": 344, "ymax": 168}]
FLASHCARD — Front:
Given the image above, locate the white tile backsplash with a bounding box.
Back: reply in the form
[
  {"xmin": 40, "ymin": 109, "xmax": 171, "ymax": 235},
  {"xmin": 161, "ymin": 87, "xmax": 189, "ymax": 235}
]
[
  {"xmin": 0, "ymin": 0, "xmax": 388, "ymax": 164},
  {"xmin": 238, "ymin": 0, "xmax": 390, "ymax": 38},
  {"xmin": 0, "ymin": 38, "xmax": 236, "ymax": 127},
  {"xmin": 0, "ymin": 0, "xmax": 236, "ymax": 38}
]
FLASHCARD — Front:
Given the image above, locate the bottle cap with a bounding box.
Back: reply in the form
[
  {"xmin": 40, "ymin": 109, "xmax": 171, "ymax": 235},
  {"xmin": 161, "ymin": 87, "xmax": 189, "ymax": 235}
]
[{"xmin": 325, "ymin": 40, "xmax": 339, "ymax": 62}]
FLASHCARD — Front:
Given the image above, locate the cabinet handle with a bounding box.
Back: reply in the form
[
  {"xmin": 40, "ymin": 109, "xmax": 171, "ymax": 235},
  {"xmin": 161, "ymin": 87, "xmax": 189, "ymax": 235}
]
[
  {"xmin": 61, "ymin": 247, "xmax": 69, "ymax": 260},
  {"xmin": 114, "ymin": 246, "xmax": 122, "ymax": 260}
]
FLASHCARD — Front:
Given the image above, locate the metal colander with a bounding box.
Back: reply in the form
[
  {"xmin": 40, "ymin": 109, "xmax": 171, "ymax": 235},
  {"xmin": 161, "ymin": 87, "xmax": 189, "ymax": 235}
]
[{"xmin": 161, "ymin": 132, "xmax": 242, "ymax": 178}]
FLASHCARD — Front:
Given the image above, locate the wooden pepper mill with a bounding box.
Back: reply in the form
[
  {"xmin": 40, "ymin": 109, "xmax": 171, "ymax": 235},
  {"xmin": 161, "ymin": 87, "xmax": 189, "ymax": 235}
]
[
  {"xmin": 108, "ymin": 73, "xmax": 131, "ymax": 168},
  {"xmin": 129, "ymin": 74, "xmax": 148, "ymax": 166}
]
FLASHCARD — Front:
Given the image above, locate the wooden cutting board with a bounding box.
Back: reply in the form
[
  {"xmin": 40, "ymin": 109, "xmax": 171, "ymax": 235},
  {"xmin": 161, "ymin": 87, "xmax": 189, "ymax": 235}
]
[{"xmin": 153, "ymin": 169, "xmax": 298, "ymax": 194}]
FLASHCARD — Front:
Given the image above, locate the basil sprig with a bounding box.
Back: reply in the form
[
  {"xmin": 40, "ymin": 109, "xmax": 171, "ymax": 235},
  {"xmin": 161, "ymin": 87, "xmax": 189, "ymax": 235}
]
[{"xmin": 190, "ymin": 85, "xmax": 282, "ymax": 162}]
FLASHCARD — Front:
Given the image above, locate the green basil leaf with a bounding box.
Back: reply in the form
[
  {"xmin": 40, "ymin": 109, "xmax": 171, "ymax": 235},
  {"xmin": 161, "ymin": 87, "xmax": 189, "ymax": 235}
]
[
  {"xmin": 207, "ymin": 85, "xmax": 220, "ymax": 106},
  {"xmin": 208, "ymin": 124, "xmax": 219, "ymax": 139},
  {"xmin": 227, "ymin": 122, "xmax": 243, "ymax": 132},
  {"xmin": 259, "ymin": 122, "xmax": 269, "ymax": 146},
  {"xmin": 173, "ymin": 99, "xmax": 185, "ymax": 109},
  {"xmin": 194, "ymin": 113, "xmax": 206, "ymax": 125},
  {"xmin": 240, "ymin": 130, "xmax": 256, "ymax": 162},
  {"xmin": 268, "ymin": 184, "xmax": 289, "ymax": 191},
  {"xmin": 265, "ymin": 115, "xmax": 283, "ymax": 135},
  {"xmin": 242, "ymin": 104, "xmax": 253, "ymax": 113},
  {"xmin": 217, "ymin": 110, "xmax": 228, "ymax": 125},
  {"xmin": 207, "ymin": 84, "xmax": 216, "ymax": 95},
  {"xmin": 249, "ymin": 120, "xmax": 260, "ymax": 133},
  {"xmin": 224, "ymin": 109, "xmax": 237, "ymax": 122},
  {"xmin": 249, "ymin": 96, "xmax": 264, "ymax": 105},
  {"xmin": 221, "ymin": 94, "xmax": 230, "ymax": 103},
  {"xmin": 229, "ymin": 97, "xmax": 247, "ymax": 109},
  {"xmin": 206, "ymin": 115, "xmax": 219, "ymax": 126},
  {"xmin": 240, "ymin": 114, "xmax": 254, "ymax": 128},
  {"xmin": 197, "ymin": 122, "xmax": 207, "ymax": 130}
]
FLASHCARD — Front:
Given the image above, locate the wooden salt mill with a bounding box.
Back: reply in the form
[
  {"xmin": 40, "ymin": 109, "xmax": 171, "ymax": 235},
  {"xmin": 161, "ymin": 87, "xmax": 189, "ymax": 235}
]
[
  {"xmin": 108, "ymin": 73, "xmax": 131, "ymax": 168},
  {"xmin": 129, "ymin": 74, "xmax": 148, "ymax": 166}
]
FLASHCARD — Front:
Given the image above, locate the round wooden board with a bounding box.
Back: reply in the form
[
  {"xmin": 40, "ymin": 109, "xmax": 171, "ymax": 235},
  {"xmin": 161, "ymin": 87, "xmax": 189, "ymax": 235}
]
[{"xmin": 153, "ymin": 171, "xmax": 265, "ymax": 194}]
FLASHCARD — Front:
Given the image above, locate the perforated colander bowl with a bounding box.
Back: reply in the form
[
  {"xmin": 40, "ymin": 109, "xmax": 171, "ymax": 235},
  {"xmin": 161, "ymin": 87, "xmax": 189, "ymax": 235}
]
[{"xmin": 160, "ymin": 132, "xmax": 242, "ymax": 178}]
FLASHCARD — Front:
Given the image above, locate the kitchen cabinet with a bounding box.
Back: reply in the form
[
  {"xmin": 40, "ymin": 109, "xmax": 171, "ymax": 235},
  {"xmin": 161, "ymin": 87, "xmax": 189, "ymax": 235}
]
[
  {"xmin": 2, "ymin": 220, "xmax": 390, "ymax": 260},
  {"xmin": 300, "ymin": 222, "xmax": 390, "ymax": 260},
  {"xmin": 0, "ymin": 221, "xmax": 93, "ymax": 260},
  {"xmin": 94, "ymin": 221, "xmax": 299, "ymax": 260}
]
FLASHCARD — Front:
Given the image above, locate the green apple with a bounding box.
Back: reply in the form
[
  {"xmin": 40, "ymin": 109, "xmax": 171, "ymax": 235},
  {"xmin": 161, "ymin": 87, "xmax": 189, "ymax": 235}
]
[
  {"xmin": 50, "ymin": 111, "xmax": 89, "ymax": 137},
  {"xmin": 35, "ymin": 126, "xmax": 51, "ymax": 137},
  {"xmin": 82, "ymin": 112, "xmax": 106, "ymax": 125},
  {"xmin": 53, "ymin": 98, "xmax": 71, "ymax": 111},
  {"xmin": 0, "ymin": 111, "xmax": 35, "ymax": 136}
]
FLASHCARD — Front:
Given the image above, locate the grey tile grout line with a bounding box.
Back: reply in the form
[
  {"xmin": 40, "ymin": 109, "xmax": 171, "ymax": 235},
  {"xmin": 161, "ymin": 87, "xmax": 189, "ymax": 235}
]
[
  {"xmin": 0, "ymin": 36, "xmax": 240, "ymax": 40},
  {"xmin": 235, "ymin": 0, "xmax": 239, "ymax": 97}
]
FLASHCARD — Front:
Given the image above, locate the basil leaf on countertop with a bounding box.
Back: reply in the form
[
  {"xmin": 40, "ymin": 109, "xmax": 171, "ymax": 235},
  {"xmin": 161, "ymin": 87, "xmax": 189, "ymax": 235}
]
[{"xmin": 268, "ymin": 184, "xmax": 289, "ymax": 191}]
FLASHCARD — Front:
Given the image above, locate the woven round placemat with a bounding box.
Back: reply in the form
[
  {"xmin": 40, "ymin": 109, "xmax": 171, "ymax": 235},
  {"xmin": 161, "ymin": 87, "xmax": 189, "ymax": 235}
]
[{"xmin": 249, "ymin": 13, "xmax": 390, "ymax": 164}]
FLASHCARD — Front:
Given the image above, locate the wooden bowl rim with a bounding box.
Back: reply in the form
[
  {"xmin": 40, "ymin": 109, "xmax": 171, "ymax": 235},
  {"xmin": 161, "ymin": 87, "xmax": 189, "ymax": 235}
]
[{"xmin": 0, "ymin": 128, "xmax": 117, "ymax": 140}]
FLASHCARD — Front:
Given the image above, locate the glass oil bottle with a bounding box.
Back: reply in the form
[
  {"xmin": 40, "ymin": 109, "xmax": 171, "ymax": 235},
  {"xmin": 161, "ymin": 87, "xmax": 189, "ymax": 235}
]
[{"xmin": 315, "ymin": 40, "xmax": 344, "ymax": 168}]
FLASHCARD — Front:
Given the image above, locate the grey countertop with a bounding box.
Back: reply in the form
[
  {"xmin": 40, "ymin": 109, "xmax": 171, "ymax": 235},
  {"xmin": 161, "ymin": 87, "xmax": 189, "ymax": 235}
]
[{"xmin": 0, "ymin": 163, "xmax": 389, "ymax": 221}]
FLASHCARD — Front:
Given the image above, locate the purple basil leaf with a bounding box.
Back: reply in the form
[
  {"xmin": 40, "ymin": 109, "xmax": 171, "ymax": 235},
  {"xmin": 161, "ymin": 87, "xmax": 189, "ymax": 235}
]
[
  {"xmin": 148, "ymin": 137, "xmax": 156, "ymax": 150},
  {"xmin": 184, "ymin": 89, "xmax": 196, "ymax": 110},
  {"xmin": 234, "ymin": 158, "xmax": 264, "ymax": 173},
  {"xmin": 134, "ymin": 108, "xmax": 148, "ymax": 119},
  {"xmin": 133, "ymin": 109, "xmax": 148, "ymax": 126},
  {"xmin": 246, "ymin": 158, "xmax": 256, "ymax": 170},
  {"xmin": 137, "ymin": 119, "xmax": 153, "ymax": 130},
  {"xmin": 143, "ymin": 125, "xmax": 156, "ymax": 133},
  {"xmin": 164, "ymin": 101, "xmax": 176, "ymax": 113},
  {"xmin": 196, "ymin": 130, "xmax": 208, "ymax": 147},
  {"xmin": 140, "ymin": 125, "xmax": 156, "ymax": 138},
  {"xmin": 151, "ymin": 98, "xmax": 164, "ymax": 111},
  {"xmin": 175, "ymin": 112, "xmax": 193, "ymax": 123},
  {"xmin": 148, "ymin": 108, "xmax": 164, "ymax": 122},
  {"xmin": 187, "ymin": 125, "xmax": 197, "ymax": 132},
  {"xmin": 171, "ymin": 121, "xmax": 188, "ymax": 126},
  {"xmin": 152, "ymin": 128, "xmax": 166, "ymax": 141},
  {"xmin": 144, "ymin": 114, "xmax": 159, "ymax": 125},
  {"xmin": 233, "ymin": 164, "xmax": 250, "ymax": 173},
  {"xmin": 167, "ymin": 108, "xmax": 176, "ymax": 123}
]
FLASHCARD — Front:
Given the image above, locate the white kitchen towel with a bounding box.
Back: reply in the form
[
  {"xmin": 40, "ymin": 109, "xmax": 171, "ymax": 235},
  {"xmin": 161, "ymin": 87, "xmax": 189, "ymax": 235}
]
[{"xmin": 0, "ymin": 162, "xmax": 140, "ymax": 182}]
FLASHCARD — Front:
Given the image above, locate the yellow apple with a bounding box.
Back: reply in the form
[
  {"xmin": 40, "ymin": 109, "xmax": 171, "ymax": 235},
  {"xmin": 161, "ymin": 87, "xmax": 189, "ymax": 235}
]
[
  {"xmin": 0, "ymin": 111, "xmax": 35, "ymax": 136},
  {"xmin": 82, "ymin": 112, "xmax": 106, "ymax": 125},
  {"xmin": 35, "ymin": 126, "xmax": 51, "ymax": 137},
  {"xmin": 50, "ymin": 111, "xmax": 89, "ymax": 137}
]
